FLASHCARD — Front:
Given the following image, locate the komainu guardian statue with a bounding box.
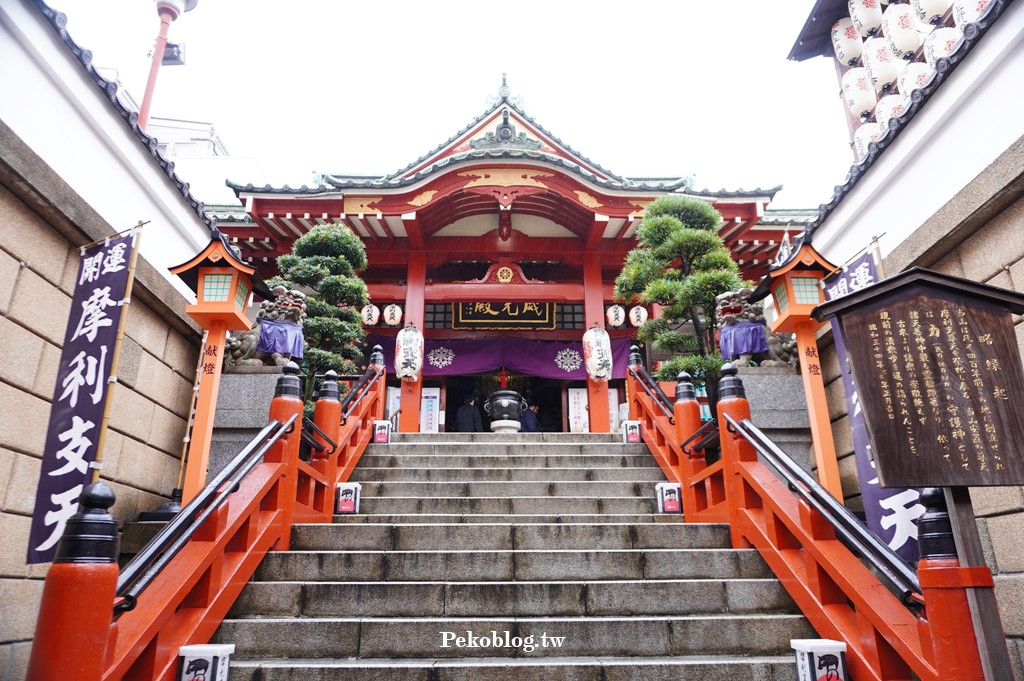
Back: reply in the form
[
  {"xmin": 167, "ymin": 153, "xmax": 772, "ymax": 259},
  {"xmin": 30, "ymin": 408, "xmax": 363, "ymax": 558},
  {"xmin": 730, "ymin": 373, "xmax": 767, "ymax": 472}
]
[
  {"xmin": 224, "ymin": 285, "xmax": 307, "ymax": 367},
  {"xmin": 716, "ymin": 288, "xmax": 797, "ymax": 368}
]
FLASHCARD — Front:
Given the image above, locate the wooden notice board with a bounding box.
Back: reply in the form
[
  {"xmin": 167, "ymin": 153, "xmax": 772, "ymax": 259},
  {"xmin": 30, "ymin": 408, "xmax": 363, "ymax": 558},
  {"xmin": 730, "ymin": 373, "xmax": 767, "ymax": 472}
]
[{"xmin": 814, "ymin": 268, "xmax": 1024, "ymax": 487}]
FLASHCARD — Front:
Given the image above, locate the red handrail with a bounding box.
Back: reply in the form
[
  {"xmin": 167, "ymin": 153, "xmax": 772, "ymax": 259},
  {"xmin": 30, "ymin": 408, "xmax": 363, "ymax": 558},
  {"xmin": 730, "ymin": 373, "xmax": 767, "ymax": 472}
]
[{"xmin": 27, "ymin": 360, "xmax": 387, "ymax": 681}]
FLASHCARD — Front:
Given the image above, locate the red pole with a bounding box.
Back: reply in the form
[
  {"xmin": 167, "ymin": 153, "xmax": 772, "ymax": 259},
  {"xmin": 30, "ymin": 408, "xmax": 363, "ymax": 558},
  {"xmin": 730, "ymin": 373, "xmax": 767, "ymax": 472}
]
[
  {"xmin": 715, "ymin": 364, "xmax": 755, "ymax": 549},
  {"xmin": 26, "ymin": 483, "xmax": 119, "ymax": 681},
  {"xmin": 673, "ymin": 371, "xmax": 703, "ymax": 509},
  {"xmin": 137, "ymin": 3, "xmax": 180, "ymax": 131},
  {"xmin": 265, "ymin": 363, "xmax": 304, "ymax": 550},
  {"xmin": 313, "ymin": 370, "xmax": 342, "ymax": 519}
]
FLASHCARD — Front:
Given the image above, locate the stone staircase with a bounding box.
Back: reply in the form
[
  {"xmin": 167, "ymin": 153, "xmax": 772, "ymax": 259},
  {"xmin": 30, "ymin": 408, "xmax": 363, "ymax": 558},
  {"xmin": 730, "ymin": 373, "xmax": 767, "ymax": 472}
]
[{"xmin": 216, "ymin": 432, "xmax": 812, "ymax": 680}]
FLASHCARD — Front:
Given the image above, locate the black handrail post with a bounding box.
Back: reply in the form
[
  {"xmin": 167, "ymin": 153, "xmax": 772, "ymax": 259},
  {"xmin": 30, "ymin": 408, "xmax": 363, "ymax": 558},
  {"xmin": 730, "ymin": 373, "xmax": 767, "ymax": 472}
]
[{"xmin": 715, "ymin": 364, "xmax": 756, "ymax": 549}]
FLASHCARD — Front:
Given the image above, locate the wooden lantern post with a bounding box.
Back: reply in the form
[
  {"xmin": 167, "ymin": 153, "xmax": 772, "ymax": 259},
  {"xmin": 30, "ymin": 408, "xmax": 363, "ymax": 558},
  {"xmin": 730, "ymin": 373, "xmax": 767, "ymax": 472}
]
[
  {"xmin": 751, "ymin": 236, "xmax": 844, "ymax": 500},
  {"xmin": 169, "ymin": 232, "xmax": 270, "ymax": 503},
  {"xmin": 814, "ymin": 267, "xmax": 1024, "ymax": 680}
]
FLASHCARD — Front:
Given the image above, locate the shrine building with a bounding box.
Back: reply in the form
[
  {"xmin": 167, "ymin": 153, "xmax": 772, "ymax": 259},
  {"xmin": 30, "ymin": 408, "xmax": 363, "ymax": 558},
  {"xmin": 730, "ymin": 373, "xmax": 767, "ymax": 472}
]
[{"xmin": 221, "ymin": 85, "xmax": 790, "ymax": 434}]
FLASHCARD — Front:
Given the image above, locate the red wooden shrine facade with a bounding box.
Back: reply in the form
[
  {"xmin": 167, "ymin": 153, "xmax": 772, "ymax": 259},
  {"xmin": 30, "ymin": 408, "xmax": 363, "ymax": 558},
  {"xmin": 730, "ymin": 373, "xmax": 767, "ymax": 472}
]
[{"xmin": 224, "ymin": 89, "xmax": 785, "ymax": 432}]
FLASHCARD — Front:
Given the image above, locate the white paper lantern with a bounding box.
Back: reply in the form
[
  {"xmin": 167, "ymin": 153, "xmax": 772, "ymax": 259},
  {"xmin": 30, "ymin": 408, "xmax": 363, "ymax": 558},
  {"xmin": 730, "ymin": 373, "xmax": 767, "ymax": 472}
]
[
  {"xmin": 831, "ymin": 18, "xmax": 863, "ymax": 66},
  {"xmin": 853, "ymin": 122, "xmax": 883, "ymax": 160},
  {"xmin": 841, "ymin": 67, "xmax": 878, "ymax": 118},
  {"xmin": 875, "ymin": 94, "xmax": 908, "ymax": 130},
  {"xmin": 382, "ymin": 303, "xmax": 403, "ymax": 327},
  {"xmin": 953, "ymin": 0, "xmax": 991, "ymax": 26},
  {"xmin": 883, "ymin": 4, "xmax": 923, "ymax": 59},
  {"xmin": 913, "ymin": 0, "xmax": 953, "ymax": 24},
  {"xmin": 861, "ymin": 38, "xmax": 900, "ymax": 94},
  {"xmin": 394, "ymin": 323, "xmax": 423, "ymax": 381},
  {"xmin": 897, "ymin": 61, "xmax": 934, "ymax": 97},
  {"xmin": 582, "ymin": 325, "xmax": 613, "ymax": 381},
  {"xmin": 628, "ymin": 305, "xmax": 649, "ymax": 327},
  {"xmin": 923, "ymin": 26, "xmax": 963, "ymax": 66},
  {"xmin": 606, "ymin": 305, "xmax": 625, "ymax": 327},
  {"xmin": 361, "ymin": 304, "xmax": 380, "ymax": 326},
  {"xmin": 849, "ymin": 0, "xmax": 884, "ymax": 37}
]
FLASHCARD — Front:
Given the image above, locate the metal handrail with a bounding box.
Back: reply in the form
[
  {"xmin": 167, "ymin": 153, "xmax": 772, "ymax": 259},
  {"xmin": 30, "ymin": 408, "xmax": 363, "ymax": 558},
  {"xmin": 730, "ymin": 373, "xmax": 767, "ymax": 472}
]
[
  {"xmin": 680, "ymin": 419, "xmax": 717, "ymax": 456},
  {"xmin": 302, "ymin": 416, "xmax": 337, "ymax": 456},
  {"xmin": 629, "ymin": 366, "xmax": 676, "ymax": 424},
  {"xmin": 340, "ymin": 365, "xmax": 383, "ymax": 422},
  {"xmin": 114, "ymin": 415, "xmax": 298, "ymax": 615},
  {"xmin": 723, "ymin": 414, "xmax": 922, "ymax": 607}
]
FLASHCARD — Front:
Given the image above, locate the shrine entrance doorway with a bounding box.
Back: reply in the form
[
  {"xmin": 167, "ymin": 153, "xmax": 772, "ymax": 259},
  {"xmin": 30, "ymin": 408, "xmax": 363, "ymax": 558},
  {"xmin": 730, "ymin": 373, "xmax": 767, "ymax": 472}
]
[{"xmin": 443, "ymin": 373, "xmax": 565, "ymax": 433}]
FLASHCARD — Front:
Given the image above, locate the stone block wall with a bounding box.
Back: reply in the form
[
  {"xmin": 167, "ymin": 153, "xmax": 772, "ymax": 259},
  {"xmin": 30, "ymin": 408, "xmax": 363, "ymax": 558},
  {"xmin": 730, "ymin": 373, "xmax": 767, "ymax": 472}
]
[{"xmin": 0, "ymin": 126, "xmax": 201, "ymax": 678}]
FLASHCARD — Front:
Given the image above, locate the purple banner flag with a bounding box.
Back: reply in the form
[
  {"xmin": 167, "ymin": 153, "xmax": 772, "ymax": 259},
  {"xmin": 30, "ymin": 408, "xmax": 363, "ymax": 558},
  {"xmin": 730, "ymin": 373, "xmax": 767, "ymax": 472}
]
[
  {"xmin": 823, "ymin": 251, "xmax": 922, "ymax": 562},
  {"xmin": 370, "ymin": 336, "xmax": 632, "ymax": 381},
  {"xmin": 28, "ymin": 235, "xmax": 134, "ymax": 564}
]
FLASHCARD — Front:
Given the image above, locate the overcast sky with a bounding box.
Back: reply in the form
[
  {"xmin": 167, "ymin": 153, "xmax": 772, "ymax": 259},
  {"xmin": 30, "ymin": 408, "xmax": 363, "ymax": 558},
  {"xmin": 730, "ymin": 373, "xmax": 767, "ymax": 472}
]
[{"xmin": 54, "ymin": 1, "xmax": 854, "ymax": 209}]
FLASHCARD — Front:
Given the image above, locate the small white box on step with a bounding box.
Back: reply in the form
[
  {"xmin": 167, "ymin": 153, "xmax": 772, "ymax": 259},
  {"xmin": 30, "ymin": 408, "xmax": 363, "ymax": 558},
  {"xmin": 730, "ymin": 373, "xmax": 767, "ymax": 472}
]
[
  {"xmin": 791, "ymin": 639, "xmax": 849, "ymax": 681},
  {"xmin": 335, "ymin": 482, "xmax": 361, "ymax": 514},
  {"xmin": 373, "ymin": 420, "xmax": 392, "ymax": 443},
  {"xmin": 177, "ymin": 643, "xmax": 234, "ymax": 681},
  {"xmin": 621, "ymin": 420, "xmax": 641, "ymax": 444},
  {"xmin": 655, "ymin": 482, "xmax": 682, "ymax": 513}
]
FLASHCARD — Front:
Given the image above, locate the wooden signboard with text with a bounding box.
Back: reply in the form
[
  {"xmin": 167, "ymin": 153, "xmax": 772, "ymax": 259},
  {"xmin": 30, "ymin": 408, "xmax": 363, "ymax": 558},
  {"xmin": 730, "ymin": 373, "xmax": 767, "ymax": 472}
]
[
  {"xmin": 815, "ymin": 268, "xmax": 1024, "ymax": 488},
  {"xmin": 452, "ymin": 302, "xmax": 556, "ymax": 330}
]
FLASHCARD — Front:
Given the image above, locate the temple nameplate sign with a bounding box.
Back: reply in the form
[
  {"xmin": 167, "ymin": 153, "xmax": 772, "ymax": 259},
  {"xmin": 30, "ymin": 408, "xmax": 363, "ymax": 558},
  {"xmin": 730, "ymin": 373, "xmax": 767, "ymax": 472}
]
[
  {"xmin": 452, "ymin": 302, "xmax": 556, "ymax": 330},
  {"xmin": 814, "ymin": 268, "xmax": 1024, "ymax": 487}
]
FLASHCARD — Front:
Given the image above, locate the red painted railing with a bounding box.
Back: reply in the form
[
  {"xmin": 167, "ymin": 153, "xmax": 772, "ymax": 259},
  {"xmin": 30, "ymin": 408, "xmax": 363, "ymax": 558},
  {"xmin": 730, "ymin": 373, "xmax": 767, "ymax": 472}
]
[
  {"xmin": 626, "ymin": 359, "xmax": 728, "ymax": 522},
  {"xmin": 628, "ymin": 347, "xmax": 991, "ymax": 681},
  {"xmin": 27, "ymin": 359, "xmax": 386, "ymax": 681}
]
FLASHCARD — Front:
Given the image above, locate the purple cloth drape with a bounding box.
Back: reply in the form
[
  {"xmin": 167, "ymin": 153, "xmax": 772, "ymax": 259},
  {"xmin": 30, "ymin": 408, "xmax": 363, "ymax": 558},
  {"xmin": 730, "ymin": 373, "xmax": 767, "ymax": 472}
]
[
  {"xmin": 719, "ymin": 321, "xmax": 768, "ymax": 357},
  {"xmin": 370, "ymin": 336, "xmax": 631, "ymax": 380},
  {"xmin": 258, "ymin": 319, "xmax": 305, "ymax": 358}
]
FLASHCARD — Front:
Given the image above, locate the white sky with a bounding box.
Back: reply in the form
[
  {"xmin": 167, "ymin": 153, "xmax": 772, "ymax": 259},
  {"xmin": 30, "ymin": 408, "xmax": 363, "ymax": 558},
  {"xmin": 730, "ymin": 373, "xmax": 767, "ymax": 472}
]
[{"xmin": 53, "ymin": 1, "xmax": 855, "ymax": 209}]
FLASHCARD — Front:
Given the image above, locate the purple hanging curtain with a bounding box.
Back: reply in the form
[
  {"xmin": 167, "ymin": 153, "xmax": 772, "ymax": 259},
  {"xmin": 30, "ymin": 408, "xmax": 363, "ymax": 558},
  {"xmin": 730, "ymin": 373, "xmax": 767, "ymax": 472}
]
[{"xmin": 369, "ymin": 336, "xmax": 631, "ymax": 380}]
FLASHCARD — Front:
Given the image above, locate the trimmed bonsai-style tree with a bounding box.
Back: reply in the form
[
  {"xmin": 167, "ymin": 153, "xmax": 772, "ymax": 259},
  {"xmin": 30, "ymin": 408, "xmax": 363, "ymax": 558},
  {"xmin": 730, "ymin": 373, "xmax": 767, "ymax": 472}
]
[
  {"xmin": 613, "ymin": 195, "xmax": 743, "ymax": 410},
  {"xmin": 275, "ymin": 223, "xmax": 369, "ymax": 404}
]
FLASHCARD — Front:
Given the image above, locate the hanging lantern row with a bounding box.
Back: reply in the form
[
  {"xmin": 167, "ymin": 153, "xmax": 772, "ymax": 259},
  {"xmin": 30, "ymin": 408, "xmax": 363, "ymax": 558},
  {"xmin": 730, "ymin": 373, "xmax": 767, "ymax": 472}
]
[
  {"xmin": 605, "ymin": 304, "xmax": 650, "ymax": 328},
  {"xmin": 360, "ymin": 303, "xmax": 404, "ymax": 327},
  {"xmin": 628, "ymin": 305, "xmax": 648, "ymax": 327},
  {"xmin": 833, "ymin": 0, "xmax": 989, "ymax": 138}
]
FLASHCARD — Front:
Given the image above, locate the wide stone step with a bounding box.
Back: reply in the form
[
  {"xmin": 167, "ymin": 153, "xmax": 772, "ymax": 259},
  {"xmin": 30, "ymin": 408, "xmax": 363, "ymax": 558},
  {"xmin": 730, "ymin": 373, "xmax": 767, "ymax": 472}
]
[
  {"xmin": 230, "ymin": 578, "xmax": 798, "ymax": 618},
  {"xmin": 358, "ymin": 454, "xmax": 655, "ymax": 469},
  {"xmin": 350, "ymin": 467, "xmax": 668, "ymax": 482},
  {"xmin": 357, "ymin": 496, "xmax": 658, "ymax": 515},
  {"xmin": 392, "ymin": 432, "xmax": 624, "ymax": 443},
  {"xmin": 289, "ymin": 523, "xmax": 731, "ymax": 552},
  {"xmin": 214, "ymin": 614, "xmax": 813, "ymax": 659},
  {"xmin": 254, "ymin": 548, "xmax": 772, "ymax": 582},
  {"xmin": 358, "ymin": 480, "xmax": 655, "ymax": 498},
  {"xmin": 366, "ymin": 443, "xmax": 650, "ymax": 457},
  {"xmin": 227, "ymin": 655, "xmax": 796, "ymax": 681},
  {"xmin": 331, "ymin": 513, "xmax": 687, "ymax": 525}
]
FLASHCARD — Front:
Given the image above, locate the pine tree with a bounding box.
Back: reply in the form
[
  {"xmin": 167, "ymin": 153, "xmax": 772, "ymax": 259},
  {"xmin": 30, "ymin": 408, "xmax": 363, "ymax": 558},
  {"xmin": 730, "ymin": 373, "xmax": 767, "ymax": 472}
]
[
  {"xmin": 614, "ymin": 196, "xmax": 742, "ymax": 407},
  {"xmin": 275, "ymin": 224, "xmax": 369, "ymax": 404}
]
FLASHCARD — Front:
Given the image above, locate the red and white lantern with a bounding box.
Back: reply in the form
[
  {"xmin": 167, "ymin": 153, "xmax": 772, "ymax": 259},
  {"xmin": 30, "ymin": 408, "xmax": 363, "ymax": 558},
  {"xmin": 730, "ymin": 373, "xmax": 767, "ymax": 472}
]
[
  {"xmin": 853, "ymin": 122, "xmax": 883, "ymax": 160},
  {"xmin": 628, "ymin": 305, "xmax": 649, "ymax": 327},
  {"xmin": 897, "ymin": 61, "xmax": 934, "ymax": 97},
  {"xmin": 606, "ymin": 305, "xmax": 626, "ymax": 327},
  {"xmin": 861, "ymin": 38, "xmax": 899, "ymax": 94},
  {"xmin": 582, "ymin": 325, "xmax": 613, "ymax": 381},
  {"xmin": 953, "ymin": 0, "xmax": 991, "ymax": 26},
  {"xmin": 882, "ymin": 4, "xmax": 923, "ymax": 59},
  {"xmin": 383, "ymin": 303, "xmax": 403, "ymax": 327},
  {"xmin": 831, "ymin": 18, "xmax": 863, "ymax": 66},
  {"xmin": 361, "ymin": 303, "xmax": 380, "ymax": 326},
  {"xmin": 841, "ymin": 67, "xmax": 878, "ymax": 118},
  {"xmin": 849, "ymin": 0, "xmax": 884, "ymax": 37},
  {"xmin": 923, "ymin": 26, "xmax": 962, "ymax": 66},
  {"xmin": 394, "ymin": 323, "xmax": 423, "ymax": 381},
  {"xmin": 874, "ymin": 94, "xmax": 908, "ymax": 130}
]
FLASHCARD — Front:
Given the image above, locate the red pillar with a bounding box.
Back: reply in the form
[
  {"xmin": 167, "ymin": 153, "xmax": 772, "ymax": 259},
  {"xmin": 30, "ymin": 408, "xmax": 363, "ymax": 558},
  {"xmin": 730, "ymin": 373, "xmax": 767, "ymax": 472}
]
[
  {"xmin": 182, "ymin": 320, "xmax": 226, "ymax": 504},
  {"xmin": 583, "ymin": 254, "xmax": 611, "ymax": 432},
  {"xmin": 399, "ymin": 252, "xmax": 425, "ymax": 433}
]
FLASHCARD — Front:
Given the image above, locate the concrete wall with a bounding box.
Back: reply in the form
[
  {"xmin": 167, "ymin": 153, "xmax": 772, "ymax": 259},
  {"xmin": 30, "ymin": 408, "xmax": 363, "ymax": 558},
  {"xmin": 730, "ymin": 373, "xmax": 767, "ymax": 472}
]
[
  {"xmin": 0, "ymin": 121, "xmax": 201, "ymax": 680},
  {"xmin": 819, "ymin": 134, "xmax": 1024, "ymax": 677}
]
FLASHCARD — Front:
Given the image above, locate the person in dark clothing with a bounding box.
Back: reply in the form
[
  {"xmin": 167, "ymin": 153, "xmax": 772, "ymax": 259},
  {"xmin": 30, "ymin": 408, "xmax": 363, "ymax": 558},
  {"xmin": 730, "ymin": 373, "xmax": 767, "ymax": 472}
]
[
  {"xmin": 520, "ymin": 404, "xmax": 540, "ymax": 432},
  {"xmin": 456, "ymin": 397, "xmax": 483, "ymax": 432}
]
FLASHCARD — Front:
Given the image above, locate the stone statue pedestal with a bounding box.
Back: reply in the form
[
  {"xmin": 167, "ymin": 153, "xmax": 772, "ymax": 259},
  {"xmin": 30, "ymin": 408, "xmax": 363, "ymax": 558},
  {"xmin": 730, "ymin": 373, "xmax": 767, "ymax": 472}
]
[{"xmin": 490, "ymin": 419, "xmax": 521, "ymax": 434}]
